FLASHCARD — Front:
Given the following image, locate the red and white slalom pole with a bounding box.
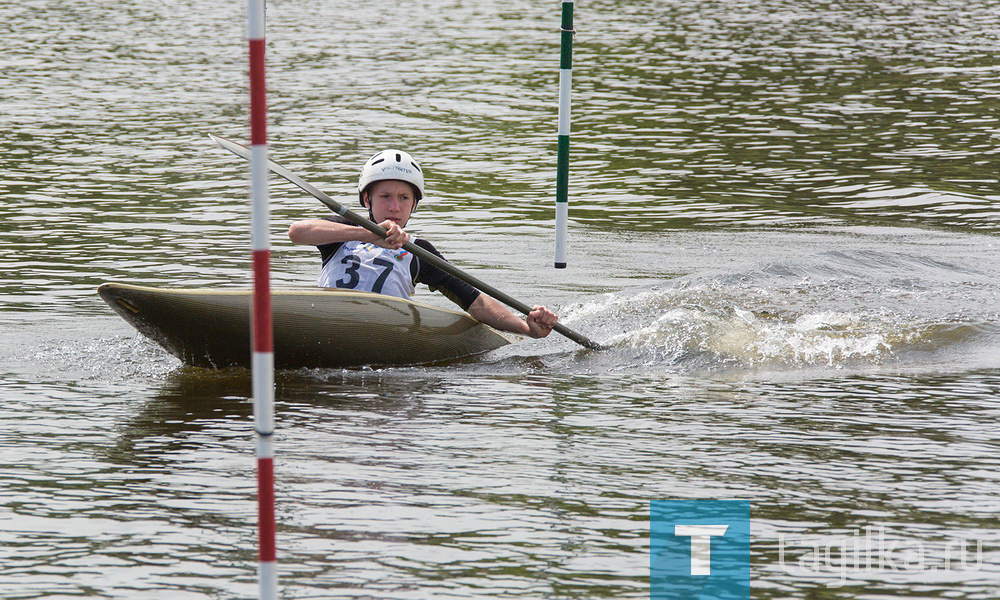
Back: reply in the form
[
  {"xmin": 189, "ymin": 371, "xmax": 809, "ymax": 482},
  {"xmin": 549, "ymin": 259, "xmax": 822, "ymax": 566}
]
[{"xmin": 247, "ymin": 0, "xmax": 276, "ymax": 597}]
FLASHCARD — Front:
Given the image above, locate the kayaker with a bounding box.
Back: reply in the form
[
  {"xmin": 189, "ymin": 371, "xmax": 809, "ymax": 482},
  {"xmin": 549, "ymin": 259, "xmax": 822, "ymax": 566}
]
[{"xmin": 287, "ymin": 149, "xmax": 558, "ymax": 338}]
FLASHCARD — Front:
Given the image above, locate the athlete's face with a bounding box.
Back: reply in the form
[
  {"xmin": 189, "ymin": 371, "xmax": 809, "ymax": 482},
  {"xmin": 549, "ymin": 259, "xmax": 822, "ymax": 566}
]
[{"xmin": 364, "ymin": 180, "xmax": 417, "ymax": 227}]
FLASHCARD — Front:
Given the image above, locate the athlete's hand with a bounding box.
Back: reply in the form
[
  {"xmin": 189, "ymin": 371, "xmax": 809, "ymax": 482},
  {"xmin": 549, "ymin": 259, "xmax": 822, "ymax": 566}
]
[
  {"xmin": 525, "ymin": 305, "xmax": 558, "ymax": 338},
  {"xmin": 375, "ymin": 220, "xmax": 410, "ymax": 249}
]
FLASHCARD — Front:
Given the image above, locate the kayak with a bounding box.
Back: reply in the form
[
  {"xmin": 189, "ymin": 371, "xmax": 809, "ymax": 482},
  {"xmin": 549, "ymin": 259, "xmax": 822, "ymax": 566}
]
[{"xmin": 98, "ymin": 283, "xmax": 511, "ymax": 369}]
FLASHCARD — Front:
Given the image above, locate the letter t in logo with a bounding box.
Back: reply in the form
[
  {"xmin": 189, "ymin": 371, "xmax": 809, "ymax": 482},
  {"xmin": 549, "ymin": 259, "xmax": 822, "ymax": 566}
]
[{"xmin": 674, "ymin": 525, "xmax": 730, "ymax": 575}]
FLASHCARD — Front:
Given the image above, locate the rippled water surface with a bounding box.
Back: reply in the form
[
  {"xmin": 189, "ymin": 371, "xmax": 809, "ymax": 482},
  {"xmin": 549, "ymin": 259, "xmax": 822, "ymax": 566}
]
[{"xmin": 2, "ymin": 0, "xmax": 1000, "ymax": 598}]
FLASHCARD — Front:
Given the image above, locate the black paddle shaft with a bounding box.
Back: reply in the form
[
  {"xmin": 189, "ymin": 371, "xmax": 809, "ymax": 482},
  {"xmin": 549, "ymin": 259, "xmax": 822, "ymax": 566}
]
[{"xmin": 209, "ymin": 134, "xmax": 604, "ymax": 350}]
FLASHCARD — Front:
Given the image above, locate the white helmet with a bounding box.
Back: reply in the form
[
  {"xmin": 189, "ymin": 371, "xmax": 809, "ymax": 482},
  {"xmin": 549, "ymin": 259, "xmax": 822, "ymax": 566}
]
[{"xmin": 358, "ymin": 149, "xmax": 424, "ymax": 206}]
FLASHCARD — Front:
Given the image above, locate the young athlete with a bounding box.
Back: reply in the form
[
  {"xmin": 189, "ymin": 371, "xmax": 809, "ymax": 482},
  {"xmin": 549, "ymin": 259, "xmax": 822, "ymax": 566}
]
[{"xmin": 287, "ymin": 149, "xmax": 558, "ymax": 338}]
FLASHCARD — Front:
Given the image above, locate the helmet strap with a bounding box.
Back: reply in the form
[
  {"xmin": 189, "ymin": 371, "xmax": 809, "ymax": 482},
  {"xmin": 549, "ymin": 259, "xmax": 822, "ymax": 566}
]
[{"xmin": 361, "ymin": 192, "xmax": 375, "ymax": 221}]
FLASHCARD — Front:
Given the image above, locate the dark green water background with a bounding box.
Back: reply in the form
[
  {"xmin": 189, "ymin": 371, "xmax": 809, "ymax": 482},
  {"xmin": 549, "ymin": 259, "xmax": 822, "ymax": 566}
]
[{"xmin": 2, "ymin": 1, "xmax": 999, "ymax": 598}]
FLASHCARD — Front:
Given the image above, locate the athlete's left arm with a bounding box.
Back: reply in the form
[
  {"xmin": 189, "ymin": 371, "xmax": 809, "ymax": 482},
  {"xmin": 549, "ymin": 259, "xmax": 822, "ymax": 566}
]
[
  {"xmin": 467, "ymin": 295, "xmax": 558, "ymax": 338},
  {"xmin": 411, "ymin": 239, "xmax": 557, "ymax": 337}
]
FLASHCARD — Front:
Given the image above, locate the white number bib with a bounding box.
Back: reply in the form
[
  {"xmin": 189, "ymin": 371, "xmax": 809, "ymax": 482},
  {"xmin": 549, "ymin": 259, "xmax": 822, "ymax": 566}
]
[{"xmin": 317, "ymin": 241, "xmax": 416, "ymax": 299}]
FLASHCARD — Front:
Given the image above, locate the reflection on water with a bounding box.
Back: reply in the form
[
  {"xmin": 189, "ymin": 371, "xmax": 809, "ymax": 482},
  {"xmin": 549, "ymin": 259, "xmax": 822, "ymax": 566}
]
[
  {"xmin": 2, "ymin": 0, "xmax": 1000, "ymax": 598},
  {"xmin": 2, "ymin": 364, "xmax": 999, "ymax": 597},
  {"xmin": 573, "ymin": 0, "xmax": 1000, "ymax": 231}
]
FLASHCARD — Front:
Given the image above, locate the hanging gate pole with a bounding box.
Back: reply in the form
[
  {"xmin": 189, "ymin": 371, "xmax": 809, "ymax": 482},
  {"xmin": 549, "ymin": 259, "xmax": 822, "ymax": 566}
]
[
  {"xmin": 554, "ymin": 0, "xmax": 574, "ymax": 269},
  {"xmin": 247, "ymin": 0, "xmax": 277, "ymax": 597}
]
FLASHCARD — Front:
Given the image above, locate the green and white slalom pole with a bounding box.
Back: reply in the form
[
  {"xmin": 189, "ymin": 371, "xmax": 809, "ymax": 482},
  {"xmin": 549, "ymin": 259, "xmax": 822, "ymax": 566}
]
[{"xmin": 554, "ymin": 0, "xmax": 574, "ymax": 269}]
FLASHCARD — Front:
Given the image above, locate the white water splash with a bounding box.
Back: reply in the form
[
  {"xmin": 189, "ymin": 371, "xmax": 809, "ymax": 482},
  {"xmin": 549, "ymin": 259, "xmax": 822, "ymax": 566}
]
[
  {"xmin": 706, "ymin": 309, "xmax": 915, "ymax": 367},
  {"xmin": 560, "ymin": 282, "xmax": 979, "ymax": 371}
]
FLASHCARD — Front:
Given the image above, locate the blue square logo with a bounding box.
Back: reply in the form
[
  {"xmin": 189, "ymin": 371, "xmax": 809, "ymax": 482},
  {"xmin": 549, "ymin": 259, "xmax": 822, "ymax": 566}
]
[{"xmin": 650, "ymin": 501, "xmax": 757, "ymax": 600}]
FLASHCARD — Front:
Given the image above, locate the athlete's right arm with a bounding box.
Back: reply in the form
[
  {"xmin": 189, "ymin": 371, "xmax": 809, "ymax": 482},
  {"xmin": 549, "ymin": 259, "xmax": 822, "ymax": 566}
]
[
  {"xmin": 288, "ymin": 219, "xmax": 409, "ymax": 249},
  {"xmin": 288, "ymin": 219, "xmax": 375, "ymax": 245}
]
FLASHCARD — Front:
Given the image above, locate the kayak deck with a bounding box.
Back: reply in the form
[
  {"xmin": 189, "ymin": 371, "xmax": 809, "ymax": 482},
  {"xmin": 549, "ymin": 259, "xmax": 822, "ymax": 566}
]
[{"xmin": 98, "ymin": 283, "xmax": 511, "ymax": 369}]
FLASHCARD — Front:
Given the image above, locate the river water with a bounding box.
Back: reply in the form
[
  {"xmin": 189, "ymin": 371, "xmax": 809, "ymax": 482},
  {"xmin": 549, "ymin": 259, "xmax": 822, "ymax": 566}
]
[{"xmin": 2, "ymin": 0, "xmax": 999, "ymax": 598}]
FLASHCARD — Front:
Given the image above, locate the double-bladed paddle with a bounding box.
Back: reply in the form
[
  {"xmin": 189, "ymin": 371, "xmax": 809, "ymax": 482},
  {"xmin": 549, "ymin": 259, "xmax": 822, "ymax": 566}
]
[{"xmin": 208, "ymin": 134, "xmax": 604, "ymax": 351}]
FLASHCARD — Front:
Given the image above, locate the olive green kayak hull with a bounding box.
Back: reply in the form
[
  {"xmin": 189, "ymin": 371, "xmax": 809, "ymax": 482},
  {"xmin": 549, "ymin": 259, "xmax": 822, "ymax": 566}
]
[{"xmin": 98, "ymin": 283, "xmax": 511, "ymax": 369}]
